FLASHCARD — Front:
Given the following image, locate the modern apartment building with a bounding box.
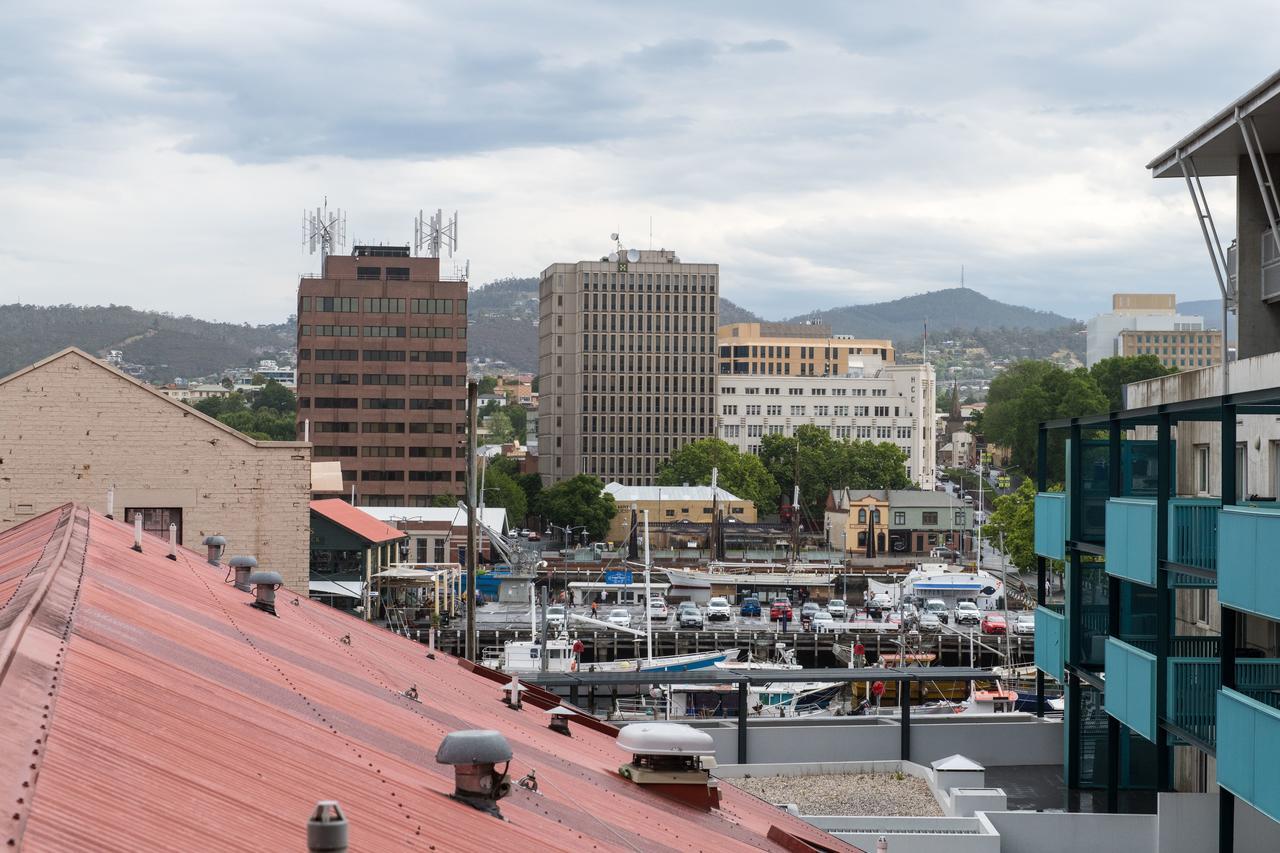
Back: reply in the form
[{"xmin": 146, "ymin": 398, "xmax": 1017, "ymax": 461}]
[
  {"xmin": 1085, "ymin": 293, "xmax": 1222, "ymax": 369},
  {"xmin": 715, "ymin": 323, "xmax": 935, "ymax": 489},
  {"xmin": 296, "ymin": 246, "xmax": 468, "ymax": 506},
  {"xmin": 537, "ymin": 248, "xmax": 719, "ymax": 485},
  {"xmin": 719, "ymin": 322, "xmax": 894, "ymax": 376}
]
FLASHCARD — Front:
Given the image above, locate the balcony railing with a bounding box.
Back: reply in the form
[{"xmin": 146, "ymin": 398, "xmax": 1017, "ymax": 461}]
[
  {"xmin": 1217, "ymin": 687, "xmax": 1280, "ymax": 823},
  {"xmin": 1218, "ymin": 505, "xmax": 1280, "ymax": 621},
  {"xmin": 1168, "ymin": 657, "xmax": 1219, "ymax": 747},
  {"xmin": 1168, "ymin": 497, "xmax": 1220, "ymax": 587},
  {"xmin": 1035, "ymin": 492, "xmax": 1067, "ymax": 560},
  {"xmin": 1105, "ymin": 638, "xmax": 1157, "ymax": 741},
  {"xmin": 1105, "ymin": 498, "xmax": 1157, "ymax": 586},
  {"xmin": 1035, "ymin": 605, "xmax": 1065, "ymax": 682}
]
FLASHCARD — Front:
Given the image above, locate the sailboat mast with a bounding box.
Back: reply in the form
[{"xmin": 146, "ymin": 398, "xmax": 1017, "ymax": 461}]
[{"xmin": 643, "ymin": 509, "xmax": 652, "ymax": 664}]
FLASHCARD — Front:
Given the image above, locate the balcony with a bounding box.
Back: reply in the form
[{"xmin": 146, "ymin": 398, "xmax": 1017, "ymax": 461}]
[
  {"xmin": 1217, "ymin": 505, "xmax": 1280, "ymax": 621},
  {"xmin": 1167, "ymin": 497, "xmax": 1219, "ymax": 587},
  {"xmin": 1035, "ymin": 605, "xmax": 1065, "ymax": 682},
  {"xmin": 1034, "ymin": 492, "xmax": 1067, "ymax": 560},
  {"xmin": 1165, "ymin": 656, "xmax": 1279, "ymax": 752},
  {"xmin": 1104, "ymin": 638, "xmax": 1157, "ymax": 741},
  {"xmin": 1105, "ymin": 498, "xmax": 1157, "ymax": 587},
  {"xmin": 1217, "ymin": 687, "xmax": 1280, "ymax": 823}
]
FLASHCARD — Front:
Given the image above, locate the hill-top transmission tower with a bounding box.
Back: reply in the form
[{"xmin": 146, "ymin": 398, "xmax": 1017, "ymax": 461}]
[
  {"xmin": 303, "ymin": 199, "xmax": 347, "ymax": 260},
  {"xmin": 414, "ymin": 209, "xmax": 458, "ymax": 258}
]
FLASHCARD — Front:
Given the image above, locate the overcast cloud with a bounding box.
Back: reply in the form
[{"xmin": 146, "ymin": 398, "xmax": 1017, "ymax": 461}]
[{"xmin": 0, "ymin": 1, "xmax": 1275, "ymax": 324}]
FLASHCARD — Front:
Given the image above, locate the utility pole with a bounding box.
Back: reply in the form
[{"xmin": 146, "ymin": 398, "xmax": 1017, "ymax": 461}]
[
  {"xmin": 644, "ymin": 509, "xmax": 653, "ymax": 665},
  {"xmin": 465, "ymin": 380, "xmax": 479, "ymax": 663},
  {"xmin": 710, "ymin": 466, "xmax": 719, "ymax": 562}
]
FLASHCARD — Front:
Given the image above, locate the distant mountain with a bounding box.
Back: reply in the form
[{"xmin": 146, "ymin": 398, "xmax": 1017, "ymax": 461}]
[
  {"xmin": 784, "ymin": 287, "xmax": 1077, "ymax": 341},
  {"xmin": 1178, "ymin": 299, "xmax": 1237, "ymax": 342},
  {"xmin": 0, "ymin": 304, "xmax": 294, "ymax": 383}
]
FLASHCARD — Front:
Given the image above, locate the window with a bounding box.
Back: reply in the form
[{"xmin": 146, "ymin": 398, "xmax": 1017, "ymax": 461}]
[
  {"xmin": 124, "ymin": 507, "xmax": 182, "ymax": 544},
  {"xmin": 746, "ymin": 405, "xmax": 761, "ymax": 416},
  {"xmin": 722, "ymin": 404, "xmax": 738, "ymax": 415},
  {"xmin": 362, "ymin": 446, "xmax": 404, "ymax": 457},
  {"xmin": 411, "ymin": 298, "xmax": 455, "ymax": 314},
  {"xmin": 410, "ymin": 399, "xmax": 454, "ymax": 410},
  {"xmin": 314, "ymin": 398, "xmax": 358, "ymax": 409},
  {"xmin": 410, "ymin": 351, "xmax": 454, "ymax": 362},
  {"xmin": 363, "ymin": 298, "xmax": 405, "ymax": 313},
  {"xmin": 410, "ymin": 326, "xmax": 454, "ymax": 338},
  {"xmin": 361, "ymin": 470, "xmax": 404, "ymax": 481},
  {"xmin": 1195, "ymin": 445, "xmax": 1210, "ymax": 495},
  {"xmin": 363, "ymin": 398, "xmax": 405, "ymax": 409},
  {"xmin": 363, "ymin": 374, "xmax": 405, "ymax": 385},
  {"xmin": 893, "ymin": 511, "xmax": 906, "ymax": 526},
  {"xmin": 1236, "ymin": 442, "xmax": 1248, "ymax": 502},
  {"xmin": 364, "ymin": 326, "xmax": 406, "ymax": 338},
  {"xmin": 857, "ymin": 508, "xmax": 867, "ymax": 523},
  {"xmin": 313, "ymin": 446, "xmax": 357, "ymax": 457},
  {"xmin": 313, "ymin": 373, "xmax": 356, "ymax": 385},
  {"xmin": 922, "ymin": 511, "xmax": 939, "ymax": 525},
  {"xmin": 315, "ymin": 349, "xmax": 358, "ymax": 360},
  {"xmin": 362, "ymin": 422, "xmax": 405, "ymax": 433},
  {"xmin": 789, "ymin": 405, "xmax": 805, "ymax": 416},
  {"xmin": 314, "ymin": 422, "xmax": 356, "ymax": 433},
  {"xmin": 311, "ymin": 296, "xmax": 359, "ymax": 312},
  {"xmin": 766, "ymin": 405, "xmax": 782, "ymax": 416},
  {"xmin": 357, "ymin": 266, "xmax": 381, "ymax": 280},
  {"xmin": 362, "ymin": 350, "xmax": 405, "ymax": 361},
  {"xmin": 313, "ymin": 325, "xmax": 359, "ymax": 337},
  {"xmin": 410, "ymin": 375, "xmax": 453, "ymax": 386},
  {"xmin": 386, "ymin": 267, "xmax": 410, "ymax": 280},
  {"xmin": 955, "ymin": 511, "xmax": 965, "ymax": 526},
  {"xmin": 410, "ymin": 447, "xmax": 452, "ymax": 458}
]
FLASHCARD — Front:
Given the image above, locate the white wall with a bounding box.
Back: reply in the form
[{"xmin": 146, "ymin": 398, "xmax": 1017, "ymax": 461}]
[{"xmin": 980, "ymin": 811, "xmax": 1156, "ymax": 853}]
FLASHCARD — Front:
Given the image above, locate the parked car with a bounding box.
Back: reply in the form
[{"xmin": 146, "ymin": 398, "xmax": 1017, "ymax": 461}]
[
  {"xmin": 929, "ymin": 547, "xmax": 960, "ymax": 561},
  {"xmin": 706, "ymin": 597, "xmax": 732, "ymax": 622},
  {"xmin": 647, "ymin": 597, "xmax": 669, "ymax": 620},
  {"xmin": 606, "ymin": 608, "xmax": 632, "ymax": 629},
  {"xmin": 981, "ymin": 613, "xmax": 1008, "ymax": 635},
  {"xmin": 919, "ymin": 611, "xmax": 943, "ymax": 632},
  {"xmin": 546, "ymin": 605, "xmax": 566, "ymax": 630},
  {"xmin": 923, "ymin": 599, "xmax": 950, "ymax": 625},
  {"xmin": 954, "ymin": 601, "xmax": 981, "ymax": 627},
  {"xmin": 526, "ymin": 531, "xmax": 540, "ymax": 542},
  {"xmin": 677, "ymin": 602, "xmax": 704, "ymax": 629},
  {"xmin": 800, "ymin": 602, "xmax": 821, "ymax": 621},
  {"xmin": 811, "ymin": 610, "xmax": 836, "ymax": 632},
  {"xmin": 769, "ymin": 598, "xmax": 793, "ymax": 621},
  {"xmin": 739, "ymin": 596, "xmax": 762, "ymax": 617},
  {"xmin": 826, "ymin": 599, "xmax": 847, "ymax": 618},
  {"xmin": 1014, "ymin": 611, "xmax": 1036, "ymax": 635}
]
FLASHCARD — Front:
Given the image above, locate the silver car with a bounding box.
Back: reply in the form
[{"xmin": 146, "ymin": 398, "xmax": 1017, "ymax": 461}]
[{"xmin": 1014, "ymin": 611, "xmax": 1036, "ymax": 635}]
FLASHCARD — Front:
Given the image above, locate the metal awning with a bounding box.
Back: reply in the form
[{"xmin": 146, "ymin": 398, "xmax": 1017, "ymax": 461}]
[
  {"xmin": 1148, "ymin": 68, "xmax": 1280, "ymax": 178},
  {"xmin": 308, "ymin": 580, "xmax": 364, "ymax": 599}
]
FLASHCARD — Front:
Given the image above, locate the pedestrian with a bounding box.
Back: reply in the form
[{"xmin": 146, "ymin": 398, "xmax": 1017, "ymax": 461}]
[
  {"xmin": 779, "ymin": 612, "xmax": 789, "ymax": 633},
  {"xmin": 591, "ymin": 600, "xmax": 599, "ymax": 617}
]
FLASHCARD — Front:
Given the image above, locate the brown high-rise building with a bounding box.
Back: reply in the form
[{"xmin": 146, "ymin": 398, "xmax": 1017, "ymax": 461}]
[{"xmin": 296, "ymin": 246, "xmax": 468, "ymax": 506}]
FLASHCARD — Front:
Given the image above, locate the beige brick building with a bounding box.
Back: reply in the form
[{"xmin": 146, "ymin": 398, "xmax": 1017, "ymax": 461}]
[{"xmin": 0, "ymin": 348, "xmax": 312, "ymax": 589}]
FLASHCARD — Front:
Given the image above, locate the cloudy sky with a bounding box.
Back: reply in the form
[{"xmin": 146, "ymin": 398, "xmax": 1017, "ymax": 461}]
[{"xmin": 1, "ymin": 1, "xmax": 1274, "ymax": 324}]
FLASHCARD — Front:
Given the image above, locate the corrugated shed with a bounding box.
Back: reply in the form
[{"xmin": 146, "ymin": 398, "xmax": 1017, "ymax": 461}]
[
  {"xmin": 310, "ymin": 499, "xmax": 408, "ymax": 545},
  {"xmin": 1, "ymin": 506, "xmax": 855, "ymax": 852}
]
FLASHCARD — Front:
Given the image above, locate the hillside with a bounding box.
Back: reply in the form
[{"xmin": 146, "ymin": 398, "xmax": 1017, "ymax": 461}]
[
  {"xmin": 0, "ymin": 304, "xmax": 294, "ymax": 383},
  {"xmin": 785, "ymin": 287, "xmax": 1076, "ymax": 341}
]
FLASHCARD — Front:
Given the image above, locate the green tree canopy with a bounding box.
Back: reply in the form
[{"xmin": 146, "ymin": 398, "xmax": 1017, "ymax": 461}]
[
  {"xmin": 483, "ymin": 466, "xmax": 527, "ymax": 524},
  {"xmin": 485, "ymin": 410, "xmax": 515, "ymax": 445},
  {"xmin": 759, "ymin": 425, "xmax": 912, "ymax": 523},
  {"xmin": 215, "ymin": 408, "xmax": 297, "ymax": 441},
  {"xmin": 430, "ymin": 494, "xmax": 457, "ymax": 508},
  {"xmin": 252, "ymin": 379, "xmax": 296, "ymax": 415},
  {"xmin": 1089, "ymin": 355, "xmax": 1177, "ymax": 411},
  {"xmin": 982, "ymin": 361, "xmax": 1108, "ymax": 480},
  {"xmin": 655, "ymin": 438, "xmax": 779, "ymax": 510},
  {"xmin": 987, "ymin": 479, "xmax": 1064, "ymax": 585},
  {"xmin": 534, "ymin": 474, "xmax": 617, "ymax": 541},
  {"xmin": 193, "ymin": 392, "xmax": 247, "ymax": 419},
  {"xmin": 477, "ymin": 375, "xmax": 499, "ymax": 395}
]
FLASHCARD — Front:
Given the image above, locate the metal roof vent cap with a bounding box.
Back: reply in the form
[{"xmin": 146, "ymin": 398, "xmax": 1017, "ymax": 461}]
[
  {"xmin": 546, "ymin": 706, "xmax": 574, "ymax": 737},
  {"xmin": 203, "ymin": 535, "xmax": 227, "ymax": 566},
  {"xmin": 306, "ymin": 800, "xmax": 348, "ymax": 853},
  {"xmin": 501, "ymin": 676, "xmax": 525, "ymax": 710},
  {"xmin": 227, "ymin": 555, "xmax": 258, "ymax": 592},
  {"xmin": 248, "ymin": 570, "xmax": 284, "ymax": 616},
  {"xmin": 435, "ymin": 730, "xmax": 513, "ymax": 816},
  {"xmin": 616, "ymin": 723, "xmax": 720, "ymax": 810}
]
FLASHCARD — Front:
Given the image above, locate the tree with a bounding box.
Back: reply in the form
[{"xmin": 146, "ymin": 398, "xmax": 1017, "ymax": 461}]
[
  {"xmin": 936, "ymin": 385, "xmax": 955, "ymax": 415},
  {"xmin": 982, "ymin": 361, "xmax": 1108, "ymax": 480},
  {"xmin": 534, "ymin": 474, "xmax": 617, "ymax": 541},
  {"xmin": 216, "ymin": 408, "xmax": 297, "ymax": 441},
  {"xmin": 759, "ymin": 425, "xmax": 911, "ymax": 523},
  {"xmin": 1089, "ymin": 355, "xmax": 1177, "ymax": 412},
  {"xmin": 193, "ymin": 392, "xmax": 248, "ymax": 419},
  {"xmin": 430, "ymin": 494, "xmax": 457, "ymax": 508},
  {"xmin": 252, "ymin": 379, "xmax": 296, "ymax": 415},
  {"xmin": 477, "ymin": 375, "xmax": 499, "ymax": 395},
  {"xmin": 655, "ymin": 438, "xmax": 779, "ymax": 511},
  {"xmin": 987, "ymin": 479, "xmax": 1064, "ymax": 584},
  {"xmin": 485, "ymin": 410, "xmax": 515, "ymax": 445},
  {"xmin": 483, "ymin": 466, "xmax": 527, "ymax": 524}
]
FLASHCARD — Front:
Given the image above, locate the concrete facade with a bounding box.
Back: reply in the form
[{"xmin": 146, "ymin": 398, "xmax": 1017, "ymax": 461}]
[
  {"xmin": 1085, "ymin": 293, "xmax": 1217, "ymax": 368},
  {"xmin": 717, "ymin": 322, "xmax": 894, "ymax": 376},
  {"xmin": 1235, "ymin": 153, "xmax": 1280, "ymax": 359},
  {"xmin": 0, "ymin": 349, "xmax": 312, "ymax": 590},
  {"xmin": 538, "ymin": 248, "xmax": 719, "ymax": 485}
]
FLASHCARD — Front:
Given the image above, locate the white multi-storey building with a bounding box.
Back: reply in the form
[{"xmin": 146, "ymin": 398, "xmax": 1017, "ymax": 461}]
[{"xmin": 716, "ymin": 361, "xmax": 936, "ymax": 489}]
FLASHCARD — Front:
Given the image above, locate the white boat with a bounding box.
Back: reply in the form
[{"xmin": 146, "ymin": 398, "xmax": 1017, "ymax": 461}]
[
  {"xmin": 481, "ymin": 638, "xmax": 737, "ymax": 674},
  {"xmin": 608, "ymin": 680, "xmax": 845, "ymax": 721},
  {"xmin": 664, "ymin": 564, "xmax": 836, "ymax": 591},
  {"xmin": 867, "ymin": 562, "xmax": 1004, "ymax": 610}
]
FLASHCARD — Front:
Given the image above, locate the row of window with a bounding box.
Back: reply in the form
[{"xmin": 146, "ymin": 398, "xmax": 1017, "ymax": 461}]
[
  {"xmin": 851, "ymin": 509, "xmax": 965, "ymax": 526},
  {"xmin": 355, "ymin": 266, "xmax": 410, "ymax": 281},
  {"xmin": 579, "ymin": 416, "xmax": 712, "ymax": 437},
  {"xmin": 301, "ymin": 398, "xmax": 460, "ymax": 410},
  {"xmin": 720, "ymin": 344, "xmax": 888, "ymax": 360},
  {"xmin": 722, "ymin": 386, "xmax": 885, "ymax": 397},
  {"xmin": 581, "ymin": 373, "xmax": 713, "ymax": 395},
  {"xmin": 578, "ymin": 272, "xmax": 716, "ymax": 293},
  {"xmin": 359, "ymin": 470, "xmax": 461, "ymax": 482},
  {"xmin": 313, "ymin": 446, "xmax": 465, "ymax": 458},
  {"xmin": 300, "ymin": 325, "xmax": 466, "ymax": 339},
  {"xmin": 301, "ymin": 349, "xmax": 463, "ymax": 363},
  {"xmin": 579, "ymin": 353, "xmax": 714, "ymax": 376},
  {"xmin": 300, "ymin": 374, "xmax": 457, "ymax": 386},
  {"xmin": 300, "ymin": 296, "xmax": 465, "ymax": 314},
  {"xmin": 313, "ymin": 422, "xmax": 460, "ymax": 434},
  {"xmin": 725, "ymin": 404, "xmax": 897, "ymax": 417},
  {"xmin": 581, "ymin": 333, "xmax": 713, "ymax": 355}
]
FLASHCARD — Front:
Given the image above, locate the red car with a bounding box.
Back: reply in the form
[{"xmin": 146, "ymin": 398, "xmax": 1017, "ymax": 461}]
[
  {"xmin": 769, "ymin": 599, "xmax": 793, "ymax": 621},
  {"xmin": 981, "ymin": 613, "xmax": 1007, "ymax": 635}
]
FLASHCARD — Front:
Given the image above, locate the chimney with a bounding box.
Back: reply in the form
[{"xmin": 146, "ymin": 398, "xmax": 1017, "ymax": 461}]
[
  {"xmin": 248, "ymin": 570, "xmax": 284, "ymax": 616},
  {"xmin": 203, "ymin": 535, "xmax": 227, "ymax": 566},
  {"xmin": 435, "ymin": 730, "xmax": 513, "ymax": 817},
  {"xmin": 306, "ymin": 801, "xmax": 348, "ymax": 853},
  {"xmin": 616, "ymin": 723, "xmax": 720, "ymax": 810},
  {"xmin": 227, "ymin": 556, "xmax": 258, "ymax": 592},
  {"xmin": 131, "ymin": 514, "xmax": 144, "ymax": 552},
  {"xmin": 167, "ymin": 523, "xmax": 179, "ymax": 561}
]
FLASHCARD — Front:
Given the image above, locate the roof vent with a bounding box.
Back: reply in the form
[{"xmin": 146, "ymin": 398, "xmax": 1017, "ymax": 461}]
[
  {"xmin": 546, "ymin": 706, "xmax": 574, "ymax": 737},
  {"xmin": 306, "ymin": 800, "xmax": 348, "ymax": 853},
  {"xmin": 248, "ymin": 570, "xmax": 284, "ymax": 616},
  {"xmin": 616, "ymin": 723, "xmax": 720, "ymax": 810},
  {"xmin": 227, "ymin": 556, "xmax": 258, "ymax": 592},
  {"xmin": 435, "ymin": 730, "xmax": 513, "ymax": 817},
  {"xmin": 203, "ymin": 535, "xmax": 227, "ymax": 566},
  {"xmin": 501, "ymin": 676, "xmax": 525, "ymax": 710}
]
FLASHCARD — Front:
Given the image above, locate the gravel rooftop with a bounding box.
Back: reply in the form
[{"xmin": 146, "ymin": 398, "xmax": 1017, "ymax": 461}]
[{"xmin": 727, "ymin": 771, "xmax": 943, "ymax": 817}]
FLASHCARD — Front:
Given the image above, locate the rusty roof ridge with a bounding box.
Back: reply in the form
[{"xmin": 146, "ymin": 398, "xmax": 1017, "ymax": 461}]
[
  {"xmin": 173, "ymin": 547, "xmax": 430, "ymax": 840},
  {"xmin": 1, "ymin": 504, "xmax": 92, "ymax": 851},
  {"xmin": 0, "ymin": 506, "xmax": 72, "ymax": 619}
]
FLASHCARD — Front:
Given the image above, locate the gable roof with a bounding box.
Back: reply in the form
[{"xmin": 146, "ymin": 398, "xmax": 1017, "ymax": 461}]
[
  {"xmin": 0, "ymin": 505, "xmax": 852, "ymax": 851},
  {"xmin": 0, "ymin": 347, "xmax": 308, "ymax": 449},
  {"xmin": 310, "ymin": 499, "xmax": 408, "ymax": 544},
  {"xmin": 604, "ymin": 482, "xmax": 745, "ymax": 503}
]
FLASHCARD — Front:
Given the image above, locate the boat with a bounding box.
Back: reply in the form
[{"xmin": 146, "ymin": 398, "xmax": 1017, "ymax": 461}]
[
  {"xmin": 866, "ymin": 562, "xmax": 1005, "ymax": 610},
  {"xmin": 608, "ymin": 680, "xmax": 845, "ymax": 721},
  {"xmin": 481, "ymin": 638, "xmax": 737, "ymax": 674},
  {"xmin": 663, "ymin": 563, "xmax": 836, "ymax": 592}
]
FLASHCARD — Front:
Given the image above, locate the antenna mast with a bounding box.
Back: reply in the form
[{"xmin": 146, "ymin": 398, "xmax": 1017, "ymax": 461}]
[
  {"xmin": 303, "ymin": 199, "xmax": 347, "ymax": 269},
  {"xmin": 414, "ymin": 209, "xmax": 459, "ymax": 258}
]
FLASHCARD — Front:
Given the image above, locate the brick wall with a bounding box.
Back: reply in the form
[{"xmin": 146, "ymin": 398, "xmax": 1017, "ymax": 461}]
[{"xmin": 0, "ymin": 350, "xmax": 312, "ymax": 590}]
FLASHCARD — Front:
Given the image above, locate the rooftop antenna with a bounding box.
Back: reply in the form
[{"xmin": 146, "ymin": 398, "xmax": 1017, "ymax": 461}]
[
  {"xmin": 960, "ymin": 264, "xmax": 965, "ymax": 289},
  {"xmin": 303, "ymin": 198, "xmax": 347, "ymax": 265},
  {"xmin": 415, "ymin": 208, "xmax": 458, "ymax": 258}
]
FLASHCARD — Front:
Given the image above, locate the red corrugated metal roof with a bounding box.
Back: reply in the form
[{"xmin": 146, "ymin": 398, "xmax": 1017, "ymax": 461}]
[
  {"xmin": 310, "ymin": 499, "xmax": 408, "ymax": 545},
  {"xmin": 1, "ymin": 505, "xmax": 858, "ymax": 852}
]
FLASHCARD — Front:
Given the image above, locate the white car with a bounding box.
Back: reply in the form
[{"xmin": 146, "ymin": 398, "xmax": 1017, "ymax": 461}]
[
  {"xmin": 1014, "ymin": 611, "xmax": 1036, "ymax": 635},
  {"xmin": 647, "ymin": 597, "xmax": 669, "ymax": 620},
  {"xmin": 606, "ymin": 608, "xmax": 632, "ymax": 629},
  {"xmin": 954, "ymin": 601, "xmax": 981, "ymax": 627},
  {"xmin": 826, "ymin": 599, "xmax": 847, "ymax": 617},
  {"xmin": 545, "ymin": 605, "xmax": 566, "ymax": 630},
  {"xmin": 811, "ymin": 610, "xmax": 836, "ymax": 632},
  {"xmin": 706, "ymin": 597, "xmax": 732, "ymax": 622}
]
